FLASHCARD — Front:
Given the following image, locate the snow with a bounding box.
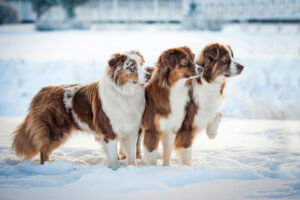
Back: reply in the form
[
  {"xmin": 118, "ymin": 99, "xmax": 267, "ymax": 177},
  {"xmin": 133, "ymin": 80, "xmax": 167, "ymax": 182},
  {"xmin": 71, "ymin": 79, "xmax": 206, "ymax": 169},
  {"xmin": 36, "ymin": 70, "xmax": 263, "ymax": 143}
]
[
  {"xmin": 0, "ymin": 116, "xmax": 300, "ymax": 199},
  {"xmin": 0, "ymin": 24, "xmax": 300, "ymax": 119}
]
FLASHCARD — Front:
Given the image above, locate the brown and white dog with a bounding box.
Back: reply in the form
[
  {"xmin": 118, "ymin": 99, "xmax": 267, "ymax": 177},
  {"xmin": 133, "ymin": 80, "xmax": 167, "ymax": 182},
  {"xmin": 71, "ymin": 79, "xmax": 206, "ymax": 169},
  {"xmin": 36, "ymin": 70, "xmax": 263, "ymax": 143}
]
[
  {"xmin": 12, "ymin": 50, "xmax": 150, "ymax": 170},
  {"xmin": 142, "ymin": 46, "xmax": 204, "ymax": 166},
  {"xmin": 174, "ymin": 43, "xmax": 244, "ymax": 165}
]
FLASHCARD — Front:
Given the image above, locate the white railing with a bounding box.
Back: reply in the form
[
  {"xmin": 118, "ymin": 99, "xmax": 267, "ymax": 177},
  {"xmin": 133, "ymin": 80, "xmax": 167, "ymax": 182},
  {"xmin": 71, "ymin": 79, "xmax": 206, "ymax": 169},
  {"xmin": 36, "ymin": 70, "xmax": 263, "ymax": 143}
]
[
  {"xmin": 7, "ymin": 0, "xmax": 300, "ymax": 24},
  {"xmin": 184, "ymin": 0, "xmax": 300, "ymax": 20}
]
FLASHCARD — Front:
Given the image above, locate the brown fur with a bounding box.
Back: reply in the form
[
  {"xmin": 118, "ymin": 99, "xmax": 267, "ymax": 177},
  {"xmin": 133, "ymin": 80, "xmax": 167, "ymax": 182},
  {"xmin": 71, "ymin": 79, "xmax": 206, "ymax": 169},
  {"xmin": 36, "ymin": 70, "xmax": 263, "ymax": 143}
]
[
  {"xmin": 174, "ymin": 89, "xmax": 198, "ymax": 149},
  {"xmin": 142, "ymin": 46, "xmax": 199, "ymax": 152},
  {"xmin": 12, "ymin": 86, "xmax": 77, "ymax": 163},
  {"xmin": 220, "ymin": 80, "xmax": 226, "ymax": 97},
  {"xmin": 145, "ymin": 66, "xmax": 155, "ymax": 75},
  {"xmin": 73, "ymin": 82, "xmax": 117, "ymax": 142}
]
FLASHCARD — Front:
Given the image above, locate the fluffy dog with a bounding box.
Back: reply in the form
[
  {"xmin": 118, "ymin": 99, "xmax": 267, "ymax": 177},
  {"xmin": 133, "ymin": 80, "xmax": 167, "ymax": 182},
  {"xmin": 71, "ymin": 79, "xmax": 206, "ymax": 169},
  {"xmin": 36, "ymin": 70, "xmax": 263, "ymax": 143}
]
[
  {"xmin": 142, "ymin": 46, "xmax": 204, "ymax": 166},
  {"xmin": 12, "ymin": 50, "xmax": 150, "ymax": 170},
  {"xmin": 174, "ymin": 43, "xmax": 244, "ymax": 165}
]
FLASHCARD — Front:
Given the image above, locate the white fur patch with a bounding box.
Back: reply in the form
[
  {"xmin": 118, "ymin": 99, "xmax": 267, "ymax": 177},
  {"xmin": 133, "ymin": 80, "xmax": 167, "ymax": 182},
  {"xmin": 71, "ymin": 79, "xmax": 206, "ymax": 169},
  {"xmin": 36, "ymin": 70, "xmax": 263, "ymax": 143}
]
[
  {"xmin": 126, "ymin": 51, "xmax": 148, "ymax": 84},
  {"xmin": 161, "ymin": 132, "xmax": 176, "ymax": 166},
  {"xmin": 63, "ymin": 85, "xmax": 93, "ymax": 133},
  {"xmin": 224, "ymin": 45, "xmax": 240, "ymax": 76},
  {"xmin": 189, "ymin": 64, "xmax": 203, "ymax": 79},
  {"xmin": 176, "ymin": 147, "xmax": 192, "ymax": 166},
  {"xmin": 144, "ymin": 147, "xmax": 158, "ymax": 166},
  {"xmin": 159, "ymin": 78, "xmax": 189, "ymax": 132},
  {"xmin": 102, "ymin": 139, "xmax": 119, "ymax": 170},
  {"xmin": 192, "ymin": 78, "xmax": 224, "ymax": 133},
  {"xmin": 98, "ymin": 75, "xmax": 145, "ymax": 140},
  {"xmin": 206, "ymin": 112, "xmax": 222, "ymax": 139}
]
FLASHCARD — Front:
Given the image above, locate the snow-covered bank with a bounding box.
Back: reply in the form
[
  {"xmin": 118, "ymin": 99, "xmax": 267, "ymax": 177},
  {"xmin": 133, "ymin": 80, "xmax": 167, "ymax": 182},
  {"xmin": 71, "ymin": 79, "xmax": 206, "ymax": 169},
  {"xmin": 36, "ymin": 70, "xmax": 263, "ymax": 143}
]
[
  {"xmin": 0, "ymin": 117, "xmax": 299, "ymax": 199},
  {"xmin": 0, "ymin": 24, "xmax": 299, "ymax": 119}
]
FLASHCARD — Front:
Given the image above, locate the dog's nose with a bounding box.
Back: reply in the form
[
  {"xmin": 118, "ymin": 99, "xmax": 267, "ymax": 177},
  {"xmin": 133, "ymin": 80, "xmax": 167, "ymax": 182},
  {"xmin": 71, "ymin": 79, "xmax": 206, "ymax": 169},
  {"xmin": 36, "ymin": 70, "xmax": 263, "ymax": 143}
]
[
  {"xmin": 145, "ymin": 73, "xmax": 151, "ymax": 82},
  {"xmin": 197, "ymin": 66, "xmax": 204, "ymax": 75},
  {"xmin": 237, "ymin": 64, "xmax": 244, "ymax": 71}
]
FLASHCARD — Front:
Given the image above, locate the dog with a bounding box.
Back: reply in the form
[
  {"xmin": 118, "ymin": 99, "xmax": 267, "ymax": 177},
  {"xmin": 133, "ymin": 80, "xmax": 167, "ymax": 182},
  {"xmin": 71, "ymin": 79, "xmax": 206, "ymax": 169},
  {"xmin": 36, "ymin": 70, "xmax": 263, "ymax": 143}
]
[
  {"xmin": 12, "ymin": 50, "xmax": 150, "ymax": 170},
  {"xmin": 142, "ymin": 46, "xmax": 204, "ymax": 166},
  {"xmin": 174, "ymin": 43, "xmax": 244, "ymax": 165}
]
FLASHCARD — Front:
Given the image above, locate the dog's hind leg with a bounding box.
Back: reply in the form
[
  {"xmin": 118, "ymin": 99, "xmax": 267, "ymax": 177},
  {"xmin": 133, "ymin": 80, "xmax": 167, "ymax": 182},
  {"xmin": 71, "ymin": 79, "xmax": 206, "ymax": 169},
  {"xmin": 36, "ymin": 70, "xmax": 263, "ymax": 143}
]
[
  {"xmin": 40, "ymin": 152, "xmax": 49, "ymax": 164},
  {"xmin": 39, "ymin": 134, "xmax": 68, "ymax": 164},
  {"xmin": 40, "ymin": 152, "xmax": 44, "ymax": 164},
  {"xmin": 40, "ymin": 145, "xmax": 51, "ymax": 164}
]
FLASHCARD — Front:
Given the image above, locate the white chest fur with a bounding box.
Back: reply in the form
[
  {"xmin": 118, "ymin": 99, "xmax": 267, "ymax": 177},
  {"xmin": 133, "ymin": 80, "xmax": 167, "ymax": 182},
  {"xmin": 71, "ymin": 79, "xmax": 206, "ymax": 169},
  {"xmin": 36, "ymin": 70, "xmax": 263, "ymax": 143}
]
[
  {"xmin": 193, "ymin": 78, "xmax": 224, "ymax": 130},
  {"xmin": 98, "ymin": 78, "xmax": 145, "ymax": 139},
  {"xmin": 159, "ymin": 79, "xmax": 190, "ymax": 133}
]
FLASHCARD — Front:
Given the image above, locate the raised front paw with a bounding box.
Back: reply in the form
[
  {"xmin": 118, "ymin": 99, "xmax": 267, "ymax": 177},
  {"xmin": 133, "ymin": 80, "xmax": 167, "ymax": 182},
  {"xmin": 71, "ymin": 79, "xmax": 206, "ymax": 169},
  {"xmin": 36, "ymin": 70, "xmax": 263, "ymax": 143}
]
[
  {"xmin": 206, "ymin": 112, "xmax": 222, "ymax": 139},
  {"xmin": 206, "ymin": 126, "xmax": 218, "ymax": 139}
]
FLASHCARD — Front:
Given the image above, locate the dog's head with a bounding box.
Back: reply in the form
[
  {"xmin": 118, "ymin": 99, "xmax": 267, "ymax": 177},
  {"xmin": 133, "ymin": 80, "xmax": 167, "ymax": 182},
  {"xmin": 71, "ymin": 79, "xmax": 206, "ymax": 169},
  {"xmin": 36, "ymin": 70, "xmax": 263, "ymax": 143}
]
[
  {"xmin": 197, "ymin": 43, "xmax": 244, "ymax": 82},
  {"xmin": 156, "ymin": 46, "xmax": 203, "ymax": 86},
  {"xmin": 107, "ymin": 50, "xmax": 150, "ymax": 86}
]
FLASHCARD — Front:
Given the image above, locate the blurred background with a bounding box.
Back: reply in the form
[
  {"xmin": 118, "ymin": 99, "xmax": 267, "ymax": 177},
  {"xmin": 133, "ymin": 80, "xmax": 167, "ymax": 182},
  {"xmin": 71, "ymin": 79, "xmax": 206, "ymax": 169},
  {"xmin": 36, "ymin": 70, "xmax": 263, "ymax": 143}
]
[{"xmin": 0, "ymin": 0, "xmax": 299, "ymax": 119}]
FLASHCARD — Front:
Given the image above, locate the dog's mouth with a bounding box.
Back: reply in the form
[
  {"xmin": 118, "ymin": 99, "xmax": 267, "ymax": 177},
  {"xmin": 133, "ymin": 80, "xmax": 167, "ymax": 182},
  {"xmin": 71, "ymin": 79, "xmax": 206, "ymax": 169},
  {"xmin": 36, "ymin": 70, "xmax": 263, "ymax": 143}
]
[
  {"xmin": 237, "ymin": 68, "xmax": 243, "ymax": 74},
  {"xmin": 224, "ymin": 69, "xmax": 243, "ymax": 78},
  {"xmin": 132, "ymin": 80, "xmax": 145, "ymax": 85},
  {"xmin": 224, "ymin": 73, "xmax": 231, "ymax": 77}
]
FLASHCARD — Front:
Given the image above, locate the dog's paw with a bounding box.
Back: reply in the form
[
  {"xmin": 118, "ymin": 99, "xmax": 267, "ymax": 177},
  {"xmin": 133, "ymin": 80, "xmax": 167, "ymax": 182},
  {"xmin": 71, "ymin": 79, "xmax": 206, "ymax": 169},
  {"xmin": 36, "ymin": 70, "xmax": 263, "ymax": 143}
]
[
  {"xmin": 206, "ymin": 112, "xmax": 222, "ymax": 139},
  {"xmin": 206, "ymin": 123, "xmax": 219, "ymax": 139},
  {"xmin": 206, "ymin": 125, "xmax": 218, "ymax": 139},
  {"xmin": 109, "ymin": 162, "xmax": 119, "ymax": 171},
  {"xmin": 206, "ymin": 130, "xmax": 218, "ymax": 140},
  {"xmin": 118, "ymin": 151, "xmax": 127, "ymax": 160}
]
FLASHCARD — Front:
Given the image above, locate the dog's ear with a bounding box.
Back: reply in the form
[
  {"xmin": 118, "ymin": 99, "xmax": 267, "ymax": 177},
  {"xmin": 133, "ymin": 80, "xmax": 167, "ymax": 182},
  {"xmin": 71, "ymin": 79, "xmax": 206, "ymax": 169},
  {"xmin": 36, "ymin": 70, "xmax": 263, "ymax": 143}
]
[
  {"xmin": 227, "ymin": 45, "xmax": 234, "ymax": 58},
  {"xmin": 158, "ymin": 48, "xmax": 188, "ymax": 69},
  {"xmin": 145, "ymin": 66, "xmax": 155, "ymax": 75},
  {"xmin": 206, "ymin": 44, "xmax": 219, "ymax": 60},
  {"xmin": 197, "ymin": 43, "xmax": 220, "ymax": 67},
  {"xmin": 144, "ymin": 66, "xmax": 155, "ymax": 81},
  {"xmin": 179, "ymin": 46, "xmax": 195, "ymax": 61},
  {"xmin": 108, "ymin": 53, "xmax": 127, "ymax": 68}
]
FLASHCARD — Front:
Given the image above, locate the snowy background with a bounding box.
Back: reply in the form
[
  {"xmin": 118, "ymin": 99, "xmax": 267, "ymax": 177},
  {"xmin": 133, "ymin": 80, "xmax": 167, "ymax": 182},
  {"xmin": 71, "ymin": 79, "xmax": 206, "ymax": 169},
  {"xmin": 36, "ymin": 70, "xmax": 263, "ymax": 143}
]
[
  {"xmin": 0, "ymin": 24, "xmax": 299, "ymax": 119},
  {"xmin": 1, "ymin": 0, "xmax": 300, "ymax": 198}
]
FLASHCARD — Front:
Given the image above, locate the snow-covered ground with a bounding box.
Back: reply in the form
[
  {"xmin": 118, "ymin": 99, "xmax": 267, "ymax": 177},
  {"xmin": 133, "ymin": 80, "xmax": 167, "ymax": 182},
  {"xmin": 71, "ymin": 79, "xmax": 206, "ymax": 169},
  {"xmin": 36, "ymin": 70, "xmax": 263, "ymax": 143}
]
[
  {"xmin": 0, "ymin": 117, "xmax": 299, "ymax": 199},
  {"xmin": 0, "ymin": 24, "xmax": 299, "ymax": 119}
]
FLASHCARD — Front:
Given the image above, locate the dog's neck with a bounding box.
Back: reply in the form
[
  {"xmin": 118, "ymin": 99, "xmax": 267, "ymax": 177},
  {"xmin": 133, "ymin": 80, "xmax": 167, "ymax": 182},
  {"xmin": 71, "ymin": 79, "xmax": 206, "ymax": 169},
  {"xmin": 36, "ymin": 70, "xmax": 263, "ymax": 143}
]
[{"xmin": 101, "ymin": 75, "xmax": 143, "ymax": 97}]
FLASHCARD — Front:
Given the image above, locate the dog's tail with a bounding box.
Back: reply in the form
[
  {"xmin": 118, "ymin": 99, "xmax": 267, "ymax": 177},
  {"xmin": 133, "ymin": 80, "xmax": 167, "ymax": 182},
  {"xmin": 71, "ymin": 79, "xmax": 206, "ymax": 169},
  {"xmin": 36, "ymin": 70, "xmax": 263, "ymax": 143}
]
[{"xmin": 11, "ymin": 116, "xmax": 39, "ymax": 159}]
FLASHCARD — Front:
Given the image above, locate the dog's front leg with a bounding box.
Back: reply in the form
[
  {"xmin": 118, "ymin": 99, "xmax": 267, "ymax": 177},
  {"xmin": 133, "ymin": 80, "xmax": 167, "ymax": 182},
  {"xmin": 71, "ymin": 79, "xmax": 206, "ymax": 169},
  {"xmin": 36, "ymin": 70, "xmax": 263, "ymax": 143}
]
[
  {"xmin": 206, "ymin": 112, "xmax": 222, "ymax": 139},
  {"xmin": 161, "ymin": 131, "xmax": 176, "ymax": 166},
  {"xmin": 143, "ymin": 129, "xmax": 160, "ymax": 166},
  {"xmin": 103, "ymin": 139, "xmax": 119, "ymax": 170},
  {"xmin": 124, "ymin": 132, "xmax": 138, "ymax": 166}
]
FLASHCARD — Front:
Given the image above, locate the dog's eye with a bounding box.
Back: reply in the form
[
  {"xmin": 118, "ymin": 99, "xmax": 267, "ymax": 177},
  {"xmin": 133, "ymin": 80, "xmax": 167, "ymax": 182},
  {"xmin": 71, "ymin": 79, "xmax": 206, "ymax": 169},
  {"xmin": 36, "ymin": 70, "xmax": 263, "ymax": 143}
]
[
  {"xmin": 129, "ymin": 65, "xmax": 136, "ymax": 72},
  {"xmin": 223, "ymin": 60, "xmax": 229, "ymax": 64}
]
